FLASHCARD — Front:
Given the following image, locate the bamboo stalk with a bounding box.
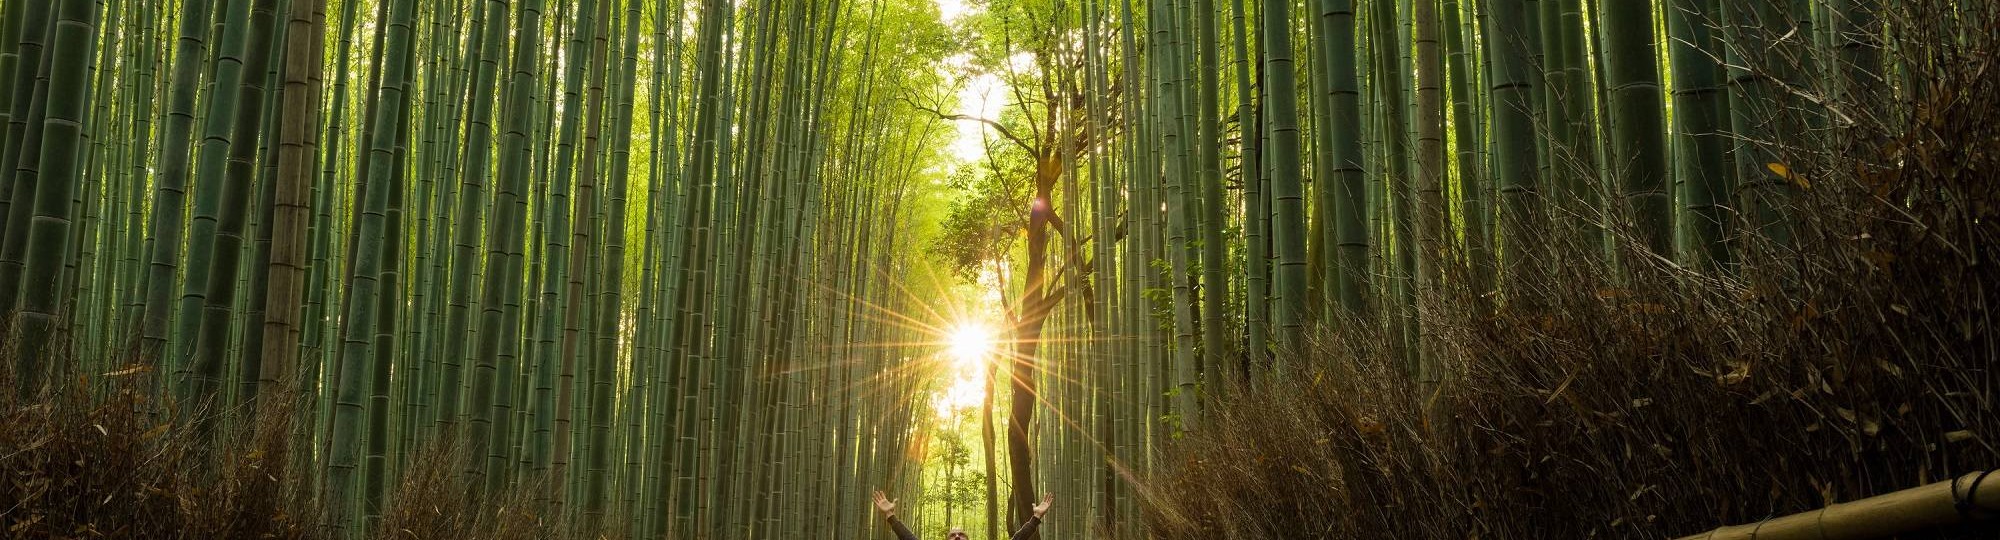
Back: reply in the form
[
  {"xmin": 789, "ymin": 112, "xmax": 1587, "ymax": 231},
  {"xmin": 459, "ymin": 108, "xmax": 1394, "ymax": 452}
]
[{"xmin": 1677, "ymin": 470, "xmax": 2000, "ymax": 540}]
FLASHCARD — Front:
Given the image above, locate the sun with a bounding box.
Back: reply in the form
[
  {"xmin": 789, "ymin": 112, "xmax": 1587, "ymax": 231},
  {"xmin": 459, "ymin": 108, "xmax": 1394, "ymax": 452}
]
[
  {"xmin": 945, "ymin": 323, "xmax": 995, "ymax": 368},
  {"xmin": 933, "ymin": 322, "xmax": 997, "ymax": 420}
]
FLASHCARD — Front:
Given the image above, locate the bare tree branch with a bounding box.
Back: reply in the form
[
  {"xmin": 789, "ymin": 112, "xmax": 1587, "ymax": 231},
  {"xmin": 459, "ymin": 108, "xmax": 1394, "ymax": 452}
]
[{"xmin": 900, "ymin": 95, "xmax": 1039, "ymax": 156}]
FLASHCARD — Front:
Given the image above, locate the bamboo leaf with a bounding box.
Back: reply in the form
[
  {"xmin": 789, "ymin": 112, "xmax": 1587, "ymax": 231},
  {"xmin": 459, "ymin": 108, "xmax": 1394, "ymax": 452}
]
[{"xmin": 1767, "ymin": 162, "xmax": 1813, "ymax": 189}]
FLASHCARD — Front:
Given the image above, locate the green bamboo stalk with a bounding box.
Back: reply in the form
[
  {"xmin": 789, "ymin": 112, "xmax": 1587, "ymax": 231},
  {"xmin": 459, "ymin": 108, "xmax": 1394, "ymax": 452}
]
[
  {"xmin": 300, "ymin": 0, "xmax": 362, "ymax": 417},
  {"xmin": 1153, "ymin": 0, "xmax": 1202, "ymax": 434},
  {"xmin": 440, "ymin": 0, "xmax": 509, "ymax": 436},
  {"xmin": 8, "ymin": 0, "xmax": 95, "ymax": 398},
  {"xmin": 191, "ymin": 0, "xmax": 280, "ymax": 412},
  {"xmin": 1541, "ymin": 0, "xmax": 1601, "ymax": 251},
  {"xmin": 1263, "ymin": 0, "xmax": 1309, "ymax": 360},
  {"xmin": 1667, "ymin": 0, "xmax": 1731, "ymax": 268},
  {"xmin": 1444, "ymin": 0, "xmax": 1492, "ymax": 302},
  {"xmin": 584, "ymin": 0, "xmax": 634, "ymax": 523},
  {"xmin": 70, "ymin": 0, "xmax": 122, "ymax": 374},
  {"xmin": 0, "ymin": 0, "xmax": 29, "ymax": 189},
  {"xmin": 1371, "ymin": 0, "xmax": 1419, "ymax": 367},
  {"xmin": 175, "ymin": 0, "xmax": 258, "ymax": 403},
  {"xmin": 1237, "ymin": 0, "xmax": 1268, "ymax": 376},
  {"xmin": 530, "ymin": 0, "xmax": 595, "ymax": 485},
  {"xmin": 1412, "ymin": 0, "xmax": 1447, "ymax": 384},
  {"xmin": 324, "ymin": 0, "xmax": 416, "ymax": 535},
  {"xmin": 1597, "ymin": 0, "xmax": 1669, "ymax": 255},
  {"xmin": 1723, "ymin": 0, "xmax": 1794, "ymax": 247},
  {"xmin": 1194, "ymin": 0, "xmax": 1234, "ymax": 391},
  {"xmin": 1487, "ymin": 0, "xmax": 1544, "ymax": 293},
  {"xmin": 362, "ymin": 60, "xmax": 415, "ymax": 526},
  {"xmin": 237, "ymin": 12, "xmax": 289, "ymax": 406},
  {"xmin": 115, "ymin": 0, "xmax": 160, "ymax": 351},
  {"xmin": 0, "ymin": 0, "xmax": 54, "ymax": 332},
  {"xmin": 481, "ymin": 0, "xmax": 547, "ymax": 496}
]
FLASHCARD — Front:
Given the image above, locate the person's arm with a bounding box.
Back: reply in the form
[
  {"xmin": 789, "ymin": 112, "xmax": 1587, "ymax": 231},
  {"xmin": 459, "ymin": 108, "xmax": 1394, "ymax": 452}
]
[
  {"xmin": 874, "ymin": 491, "xmax": 920, "ymax": 540},
  {"xmin": 887, "ymin": 516, "xmax": 919, "ymax": 540},
  {"xmin": 1009, "ymin": 494, "xmax": 1055, "ymax": 540}
]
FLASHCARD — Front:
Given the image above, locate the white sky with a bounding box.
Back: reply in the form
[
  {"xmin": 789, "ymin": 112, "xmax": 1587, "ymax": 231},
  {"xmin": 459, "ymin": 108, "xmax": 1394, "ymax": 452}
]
[
  {"xmin": 936, "ymin": 0, "xmax": 972, "ymax": 23},
  {"xmin": 938, "ymin": 48, "xmax": 1038, "ymax": 167},
  {"xmin": 937, "ymin": 1, "xmax": 998, "ymax": 167},
  {"xmin": 950, "ymin": 68, "xmax": 1004, "ymax": 165}
]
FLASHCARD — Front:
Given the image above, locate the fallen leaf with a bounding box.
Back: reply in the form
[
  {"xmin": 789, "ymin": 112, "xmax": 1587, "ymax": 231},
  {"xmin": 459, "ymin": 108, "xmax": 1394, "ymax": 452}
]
[
  {"xmin": 1719, "ymin": 362, "xmax": 1751, "ymax": 385},
  {"xmin": 102, "ymin": 365, "xmax": 151, "ymax": 378},
  {"xmin": 1767, "ymin": 162, "xmax": 1812, "ymax": 189}
]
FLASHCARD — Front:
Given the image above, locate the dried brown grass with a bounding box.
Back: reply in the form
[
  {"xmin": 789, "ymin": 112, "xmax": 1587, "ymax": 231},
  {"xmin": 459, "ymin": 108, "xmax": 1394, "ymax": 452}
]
[
  {"xmin": 0, "ymin": 365, "xmax": 314, "ymax": 539},
  {"xmin": 0, "ymin": 367, "xmax": 576, "ymax": 539}
]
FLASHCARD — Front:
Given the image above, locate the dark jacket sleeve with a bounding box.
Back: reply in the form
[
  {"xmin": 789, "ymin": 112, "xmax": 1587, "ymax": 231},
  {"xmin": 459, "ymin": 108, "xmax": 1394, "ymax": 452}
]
[
  {"xmin": 886, "ymin": 515, "xmax": 920, "ymax": 540},
  {"xmin": 1008, "ymin": 515, "xmax": 1043, "ymax": 540}
]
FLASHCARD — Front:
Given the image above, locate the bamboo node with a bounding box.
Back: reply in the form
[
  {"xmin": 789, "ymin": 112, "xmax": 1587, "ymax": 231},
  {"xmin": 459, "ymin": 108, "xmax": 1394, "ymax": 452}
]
[{"xmin": 1954, "ymin": 470, "xmax": 1997, "ymax": 520}]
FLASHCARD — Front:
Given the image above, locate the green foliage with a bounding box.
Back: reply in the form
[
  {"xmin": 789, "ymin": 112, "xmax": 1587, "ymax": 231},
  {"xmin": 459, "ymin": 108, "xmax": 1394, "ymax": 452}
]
[{"xmin": 929, "ymin": 167, "xmax": 1027, "ymax": 279}]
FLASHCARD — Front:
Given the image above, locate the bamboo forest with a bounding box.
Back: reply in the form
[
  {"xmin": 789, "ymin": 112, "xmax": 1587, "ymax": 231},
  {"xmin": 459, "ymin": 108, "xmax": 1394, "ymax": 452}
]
[{"xmin": 3, "ymin": 0, "xmax": 2000, "ymax": 537}]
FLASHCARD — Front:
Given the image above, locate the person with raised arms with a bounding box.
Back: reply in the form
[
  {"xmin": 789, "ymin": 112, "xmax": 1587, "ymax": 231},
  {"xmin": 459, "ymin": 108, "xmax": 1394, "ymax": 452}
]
[{"xmin": 871, "ymin": 490, "xmax": 1053, "ymax": 540}]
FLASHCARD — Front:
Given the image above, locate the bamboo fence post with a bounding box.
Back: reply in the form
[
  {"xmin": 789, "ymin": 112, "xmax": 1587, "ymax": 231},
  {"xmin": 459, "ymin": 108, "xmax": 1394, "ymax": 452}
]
[{"xmin": 1676, "ymin": 470, "xmax": 2000, "ymax": 540}]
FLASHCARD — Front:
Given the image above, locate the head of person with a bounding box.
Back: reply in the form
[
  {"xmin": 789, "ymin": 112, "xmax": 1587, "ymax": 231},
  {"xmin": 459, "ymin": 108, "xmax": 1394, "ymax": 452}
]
[{"xmin": 947, "ymin": 527, "xmax": 968, "ymax": 540}]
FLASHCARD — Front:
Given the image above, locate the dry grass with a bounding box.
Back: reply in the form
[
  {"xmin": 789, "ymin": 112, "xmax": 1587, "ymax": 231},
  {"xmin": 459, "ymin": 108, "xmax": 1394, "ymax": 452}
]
[
  {"xmin": 0, "ymin": 366, "xmax": 317, "ymax": 539},
  {"xmin": 374, "ymin": 438, "xmax": 570, "ymax": 540},
  {"xmin": 1146, "ymin": 2, "xmax": 2000, "ymax": 539},
  {"xmin": 0, "ymin": 368, "xmax": 577, "ymax": 539}
]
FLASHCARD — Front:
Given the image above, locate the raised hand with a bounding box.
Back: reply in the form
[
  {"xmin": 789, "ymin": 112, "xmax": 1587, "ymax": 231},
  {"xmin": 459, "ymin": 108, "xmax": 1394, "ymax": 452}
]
[
  {"xmin": 1032, "ymin": 493, "xmax": 1054, "ymax": 519},
  {"xmin": 872, "ymin": 490, "xmax": 897, "ymax": 517}
]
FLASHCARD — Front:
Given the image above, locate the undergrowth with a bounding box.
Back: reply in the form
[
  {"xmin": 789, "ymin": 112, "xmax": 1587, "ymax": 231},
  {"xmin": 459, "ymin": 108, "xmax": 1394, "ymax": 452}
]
[
  {"xmin": 0, "ymin": 370, "xmax": 576, "ymax": 539},
  {"xmin": 1145, "ymin": 2, "xmax": 2000, "ymax": 539}
]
